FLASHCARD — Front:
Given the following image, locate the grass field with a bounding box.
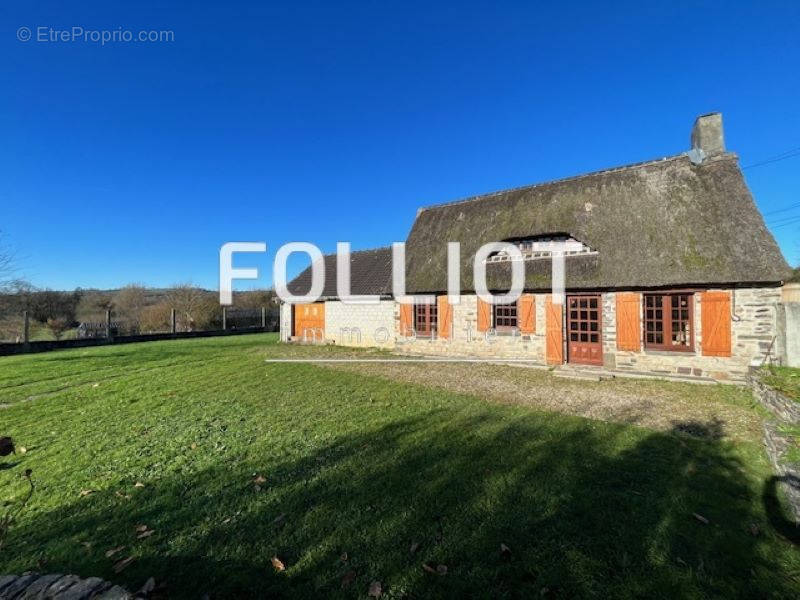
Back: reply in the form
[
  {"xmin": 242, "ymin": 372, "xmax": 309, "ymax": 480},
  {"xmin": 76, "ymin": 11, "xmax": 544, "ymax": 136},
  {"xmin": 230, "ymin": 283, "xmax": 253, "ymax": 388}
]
[{"xmin": 1, "ymin": 334, "xmax": 799, "ymax": 598}]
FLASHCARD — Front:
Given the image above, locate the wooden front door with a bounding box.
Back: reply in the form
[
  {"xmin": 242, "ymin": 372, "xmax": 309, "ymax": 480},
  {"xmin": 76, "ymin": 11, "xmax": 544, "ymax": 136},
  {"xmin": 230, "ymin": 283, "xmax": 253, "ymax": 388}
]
[
  {"xmin": 567, "ymin": 295, "xmax": 603, "ymax": 365},
  {"xmin": 293, "ymin": 302, "xmax": 325, "ymax": 341}
]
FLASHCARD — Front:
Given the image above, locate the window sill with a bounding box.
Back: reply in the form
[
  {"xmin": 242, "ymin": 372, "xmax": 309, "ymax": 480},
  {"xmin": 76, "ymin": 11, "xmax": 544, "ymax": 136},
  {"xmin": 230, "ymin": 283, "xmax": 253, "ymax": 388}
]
[
  {"xmin": 493, "ymin": 325, "xmax": 522, "ymax": 333},
  {"xmin": 641, "ymin": 348, "xmax": 696, "ymax": 356}
]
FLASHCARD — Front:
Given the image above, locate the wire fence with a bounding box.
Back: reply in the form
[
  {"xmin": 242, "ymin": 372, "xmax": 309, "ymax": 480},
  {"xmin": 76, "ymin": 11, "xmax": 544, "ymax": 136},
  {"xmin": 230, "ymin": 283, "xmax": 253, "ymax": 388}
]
[{"xmin": 0, "ymin": 306, "xmax": 280, "ymax": 345}]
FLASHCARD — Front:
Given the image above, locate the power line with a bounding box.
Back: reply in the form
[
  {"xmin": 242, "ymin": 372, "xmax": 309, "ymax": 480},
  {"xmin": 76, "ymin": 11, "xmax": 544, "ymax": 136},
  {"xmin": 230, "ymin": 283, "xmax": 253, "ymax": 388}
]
[
  {"xmin": 763, "ymin": 201, "xmax": 800, "ymax": 216},
  {"xmin": 769, "ymin": 216, "xmax": 800, "ymax": 229},
  {"xmin": 742, "ymin": 146, "xmax": 800, "ymax": 170},
  {"xmin": 768, "ymin": 212, "xmax": 800, "ymax": 225}
]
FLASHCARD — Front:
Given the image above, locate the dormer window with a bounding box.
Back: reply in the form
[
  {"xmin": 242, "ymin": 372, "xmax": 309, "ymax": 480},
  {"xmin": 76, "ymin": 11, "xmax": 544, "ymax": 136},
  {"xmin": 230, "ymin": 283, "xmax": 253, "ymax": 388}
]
[{"xmin": 486, "ymin": 235, "xmax": 596, "ymax": 263}]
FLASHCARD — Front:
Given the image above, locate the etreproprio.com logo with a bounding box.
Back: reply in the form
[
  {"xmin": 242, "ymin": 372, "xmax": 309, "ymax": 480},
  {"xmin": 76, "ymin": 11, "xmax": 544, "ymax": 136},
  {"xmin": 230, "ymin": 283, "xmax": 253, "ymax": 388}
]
[{"xmin": 17, "ymin": 26, "xmax": 174, "ymax": 45}]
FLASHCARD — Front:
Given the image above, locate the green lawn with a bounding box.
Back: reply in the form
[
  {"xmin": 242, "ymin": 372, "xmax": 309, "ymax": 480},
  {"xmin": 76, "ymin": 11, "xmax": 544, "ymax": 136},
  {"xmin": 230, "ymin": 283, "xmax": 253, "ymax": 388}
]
[{"xmin": 1, "ymin": 334, "xmax": 799, "ymax": 598}]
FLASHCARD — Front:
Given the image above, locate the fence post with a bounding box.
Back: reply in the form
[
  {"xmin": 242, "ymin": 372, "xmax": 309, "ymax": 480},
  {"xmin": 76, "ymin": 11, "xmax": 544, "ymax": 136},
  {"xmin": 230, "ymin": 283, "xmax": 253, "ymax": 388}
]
[
  {"xmin": 171, "ymin": 309, "xmax": 176, "ymax": 334},
  {"xmin": 23, "ymin": 310, "xmax": 30, "ymax": 346},
  {"xmin": 261, "ymin": 306, "xmax": 266, "ymax": 329},
  {"xmin": 106, "ymin": 309, "xmax": 113, "ymax": 341},
  {"xmin": 222, "ymin": 307, "xmax": 227, "ymax": 331}
]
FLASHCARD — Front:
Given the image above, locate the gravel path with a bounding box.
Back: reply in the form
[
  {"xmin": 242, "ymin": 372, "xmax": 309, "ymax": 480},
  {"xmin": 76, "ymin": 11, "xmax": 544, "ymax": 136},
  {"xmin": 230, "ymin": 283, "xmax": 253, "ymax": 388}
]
[{"xmin": 330, "ymin": 361, "xmax": 764, "ymax": 442}]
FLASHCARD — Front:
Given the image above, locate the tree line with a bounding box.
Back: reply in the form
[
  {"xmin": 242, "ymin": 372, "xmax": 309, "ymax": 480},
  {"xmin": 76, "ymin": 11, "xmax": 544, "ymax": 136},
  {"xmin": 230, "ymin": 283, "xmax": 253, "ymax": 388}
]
[{"xmin": 0, "ymin": 283, "xmax": 278, "ymax": 342}]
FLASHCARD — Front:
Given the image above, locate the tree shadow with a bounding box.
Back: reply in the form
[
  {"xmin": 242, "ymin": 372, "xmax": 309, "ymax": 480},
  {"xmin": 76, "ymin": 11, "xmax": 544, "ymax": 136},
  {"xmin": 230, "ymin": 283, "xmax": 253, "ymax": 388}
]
[
  {"xmin": 762, "ymin": 475, "xmax": 800, "ymax": 545},
  {"xmin": 670, "ymin": 417, "xmax": 725, "ymax": 440},
  {"xmin": 2, "ymin": 413, "xmax": 798, "ymax": 598}
]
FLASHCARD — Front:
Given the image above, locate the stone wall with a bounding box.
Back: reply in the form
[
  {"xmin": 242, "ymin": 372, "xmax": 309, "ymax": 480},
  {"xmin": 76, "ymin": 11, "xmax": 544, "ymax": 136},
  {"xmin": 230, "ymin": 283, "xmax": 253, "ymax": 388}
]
[
  {"xmin": 748, "ymin": 370, "xmax": 800, "ymax": 423},
  {"xmin": 282, "ymin": 287, "xmax": 782, "ymax": 382},
  {"xmin": 393, "ymin": 287, "xmax": 781, "ymax": 381},
  {"xmin": 0, "ymin": 574, "xmax": 131, "ymax": 599},
  {"xmin": 762, "ymin": 422, "xmax": 800, "ymax": 523},
  {"xmin": 325, "ymin": 300, "xmax": 396, "ymax": 348},
  {"xmin": 610, "ymin": 287, "xmax": 780, "ymax": 381},
  {"xmin": 395, "ymin": 294, "xmax": 547, "ymax": 360}
]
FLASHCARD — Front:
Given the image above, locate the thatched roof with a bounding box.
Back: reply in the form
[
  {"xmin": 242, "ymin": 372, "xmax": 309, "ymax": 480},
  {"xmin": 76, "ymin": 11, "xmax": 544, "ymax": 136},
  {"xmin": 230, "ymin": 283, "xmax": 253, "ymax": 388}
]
[
  {"xmin": 404, "ymin": 153, "xmax": 790, "ymax": 293},
  {"xmin": 287, "ymin": 247, "xmax": 393, "ymax": 298}
]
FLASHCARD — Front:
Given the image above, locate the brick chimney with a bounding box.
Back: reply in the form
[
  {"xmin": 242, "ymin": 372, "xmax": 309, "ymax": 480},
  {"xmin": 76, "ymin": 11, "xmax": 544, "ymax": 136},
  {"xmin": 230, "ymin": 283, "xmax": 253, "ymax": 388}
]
[{"xmin": 690, "ymin": 112, "xmax": 725, "ymax": 157}]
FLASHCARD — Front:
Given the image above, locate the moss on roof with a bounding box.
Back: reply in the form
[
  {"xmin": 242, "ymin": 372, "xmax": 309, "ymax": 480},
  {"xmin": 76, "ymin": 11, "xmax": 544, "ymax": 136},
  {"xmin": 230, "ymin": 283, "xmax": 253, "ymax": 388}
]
[{"xmin": 404, "ymin": 153, "xmax": 791, "ymax": 293}]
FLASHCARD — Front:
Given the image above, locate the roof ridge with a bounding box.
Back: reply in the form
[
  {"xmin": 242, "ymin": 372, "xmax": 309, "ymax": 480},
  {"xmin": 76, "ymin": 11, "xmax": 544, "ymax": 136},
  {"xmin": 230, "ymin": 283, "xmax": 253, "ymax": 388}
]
[
  {"xmin": 345, "ymin": 245, "xmax": 391, "ymax": 254},
  {"xmin": 416, "ymin": 152, "xmax": 736, "ymax": 213},
  {"xmin": 323, "ymin": 245, "xmax": 391, "ymax": 258}
]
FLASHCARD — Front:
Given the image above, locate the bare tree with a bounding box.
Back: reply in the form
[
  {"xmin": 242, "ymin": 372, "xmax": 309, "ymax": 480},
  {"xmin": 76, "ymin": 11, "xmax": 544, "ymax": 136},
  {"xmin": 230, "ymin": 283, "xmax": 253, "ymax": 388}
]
[
  {"xmin": 26, "ymin": 290, "xmax": 82, "ymax": 324},
  {"xmin": 75, "ymin": 291, "xmax": 114, "ymax": 322},
  {"xmin": 46, "ymin": 317, "xmax": 70, "ymax": 340},
  {"xmin": 234, "ymin": 288, "xmax": 277, "ymax": 308},
  {"xmin": 113, "ymin": 284, "xmax": 148, "ymax": 332},
  {"xmin": 139, "ymin": 301, "xmax": 172, "ymax": 332},
  {"xmin": 167, "ymin": 284, "xmax": 218, "ymax": 331}
]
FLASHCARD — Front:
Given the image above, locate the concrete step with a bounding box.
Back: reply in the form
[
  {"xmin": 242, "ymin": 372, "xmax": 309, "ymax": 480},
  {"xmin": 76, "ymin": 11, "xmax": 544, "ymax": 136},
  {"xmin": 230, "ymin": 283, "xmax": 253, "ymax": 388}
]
[
  {"xmin": 610, "ymin": 370, "xmax": 721, "ymax": 385},
  {"xmin": 554, "ymin": 364, "xmax": 722, "ymax": 385},
  {"xmin": 553, "ymin": 366, "xmax": 616, "ymax": 381},
  {"xmin": 552, "ymin": 371, "xmax": 604, "ymax": 382}
]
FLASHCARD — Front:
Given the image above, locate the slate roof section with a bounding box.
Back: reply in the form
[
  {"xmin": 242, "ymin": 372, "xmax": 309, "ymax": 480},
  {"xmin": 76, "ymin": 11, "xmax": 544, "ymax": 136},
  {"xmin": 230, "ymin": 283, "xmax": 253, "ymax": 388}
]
[{"xmin": 287, "ymin": 247, "xmax": 394, "ymax": 298}]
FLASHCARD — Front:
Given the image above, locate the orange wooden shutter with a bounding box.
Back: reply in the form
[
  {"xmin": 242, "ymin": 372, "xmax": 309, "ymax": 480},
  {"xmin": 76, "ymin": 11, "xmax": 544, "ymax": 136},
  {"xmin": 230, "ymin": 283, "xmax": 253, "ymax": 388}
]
[
  {"xmin": 399, "ymin": 303, "xmax": 413, "ymax": 336},
  {"xmin": 518, "ymin": 294, "xmax": 535, "ymax": 334},
  {"xmin": 437, "ymin": 296, "xmax": 453, "ymax": 339},
  {"xmin": 476, "ymin": 297, "xmax": 491, "ymax": 332},
  {"xmin": 545, "ymin": 296, "xmax": 563, "ymax": 364},
  {"xmin": 701, "ymin": 291, "xmax": 731, "ymax": 357},
  {"xmin": 615, "ymin": 292, "xmax": 641, "ymax": 351}
]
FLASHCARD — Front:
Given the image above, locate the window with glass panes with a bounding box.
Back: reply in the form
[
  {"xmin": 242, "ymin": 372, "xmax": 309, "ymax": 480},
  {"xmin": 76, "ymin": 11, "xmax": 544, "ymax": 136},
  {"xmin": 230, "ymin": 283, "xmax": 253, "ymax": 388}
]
[
  {"xmin": 568, "ymin": 296, "xmax": 600, "ymax": 344},
  {"xmin": 643, "ymin": 293, "xmax": 694, "ymax": 351},
  {"xmin": 414, "ymin": 302, "xmax": 437, "ymax": 336},
  {"xmin": 493, "ymin": 302, "xmax": 518, "ymax": 329}
]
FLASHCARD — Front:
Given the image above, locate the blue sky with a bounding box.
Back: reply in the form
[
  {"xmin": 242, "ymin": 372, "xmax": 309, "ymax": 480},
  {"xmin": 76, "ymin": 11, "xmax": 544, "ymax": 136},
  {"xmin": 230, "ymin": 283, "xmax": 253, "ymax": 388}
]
[{"xmin": 2, "ymin": 1, "xmax": 798, "ymax": 290}]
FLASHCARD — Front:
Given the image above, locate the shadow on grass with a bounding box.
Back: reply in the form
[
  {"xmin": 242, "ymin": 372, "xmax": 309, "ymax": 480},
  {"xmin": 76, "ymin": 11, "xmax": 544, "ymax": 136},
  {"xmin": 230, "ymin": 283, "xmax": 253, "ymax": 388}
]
[
  {"xmin": 762, "ymin": 475, "xmax": 800, "ymax": 545},
  {"xmin": 3, "ymin": 412, "xmax": 799, "ymax": 599}
]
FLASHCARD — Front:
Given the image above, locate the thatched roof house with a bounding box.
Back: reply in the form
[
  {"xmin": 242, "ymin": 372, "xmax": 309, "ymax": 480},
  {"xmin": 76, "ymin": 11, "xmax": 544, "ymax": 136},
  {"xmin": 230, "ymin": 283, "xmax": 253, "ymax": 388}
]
[
  {"xmin": 282, "ymin": 113, "xmax": 791, "ymax": 380},
  {"xmin": 404, "ymin": 127, "xmax": 789, "ymax": 294}
]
